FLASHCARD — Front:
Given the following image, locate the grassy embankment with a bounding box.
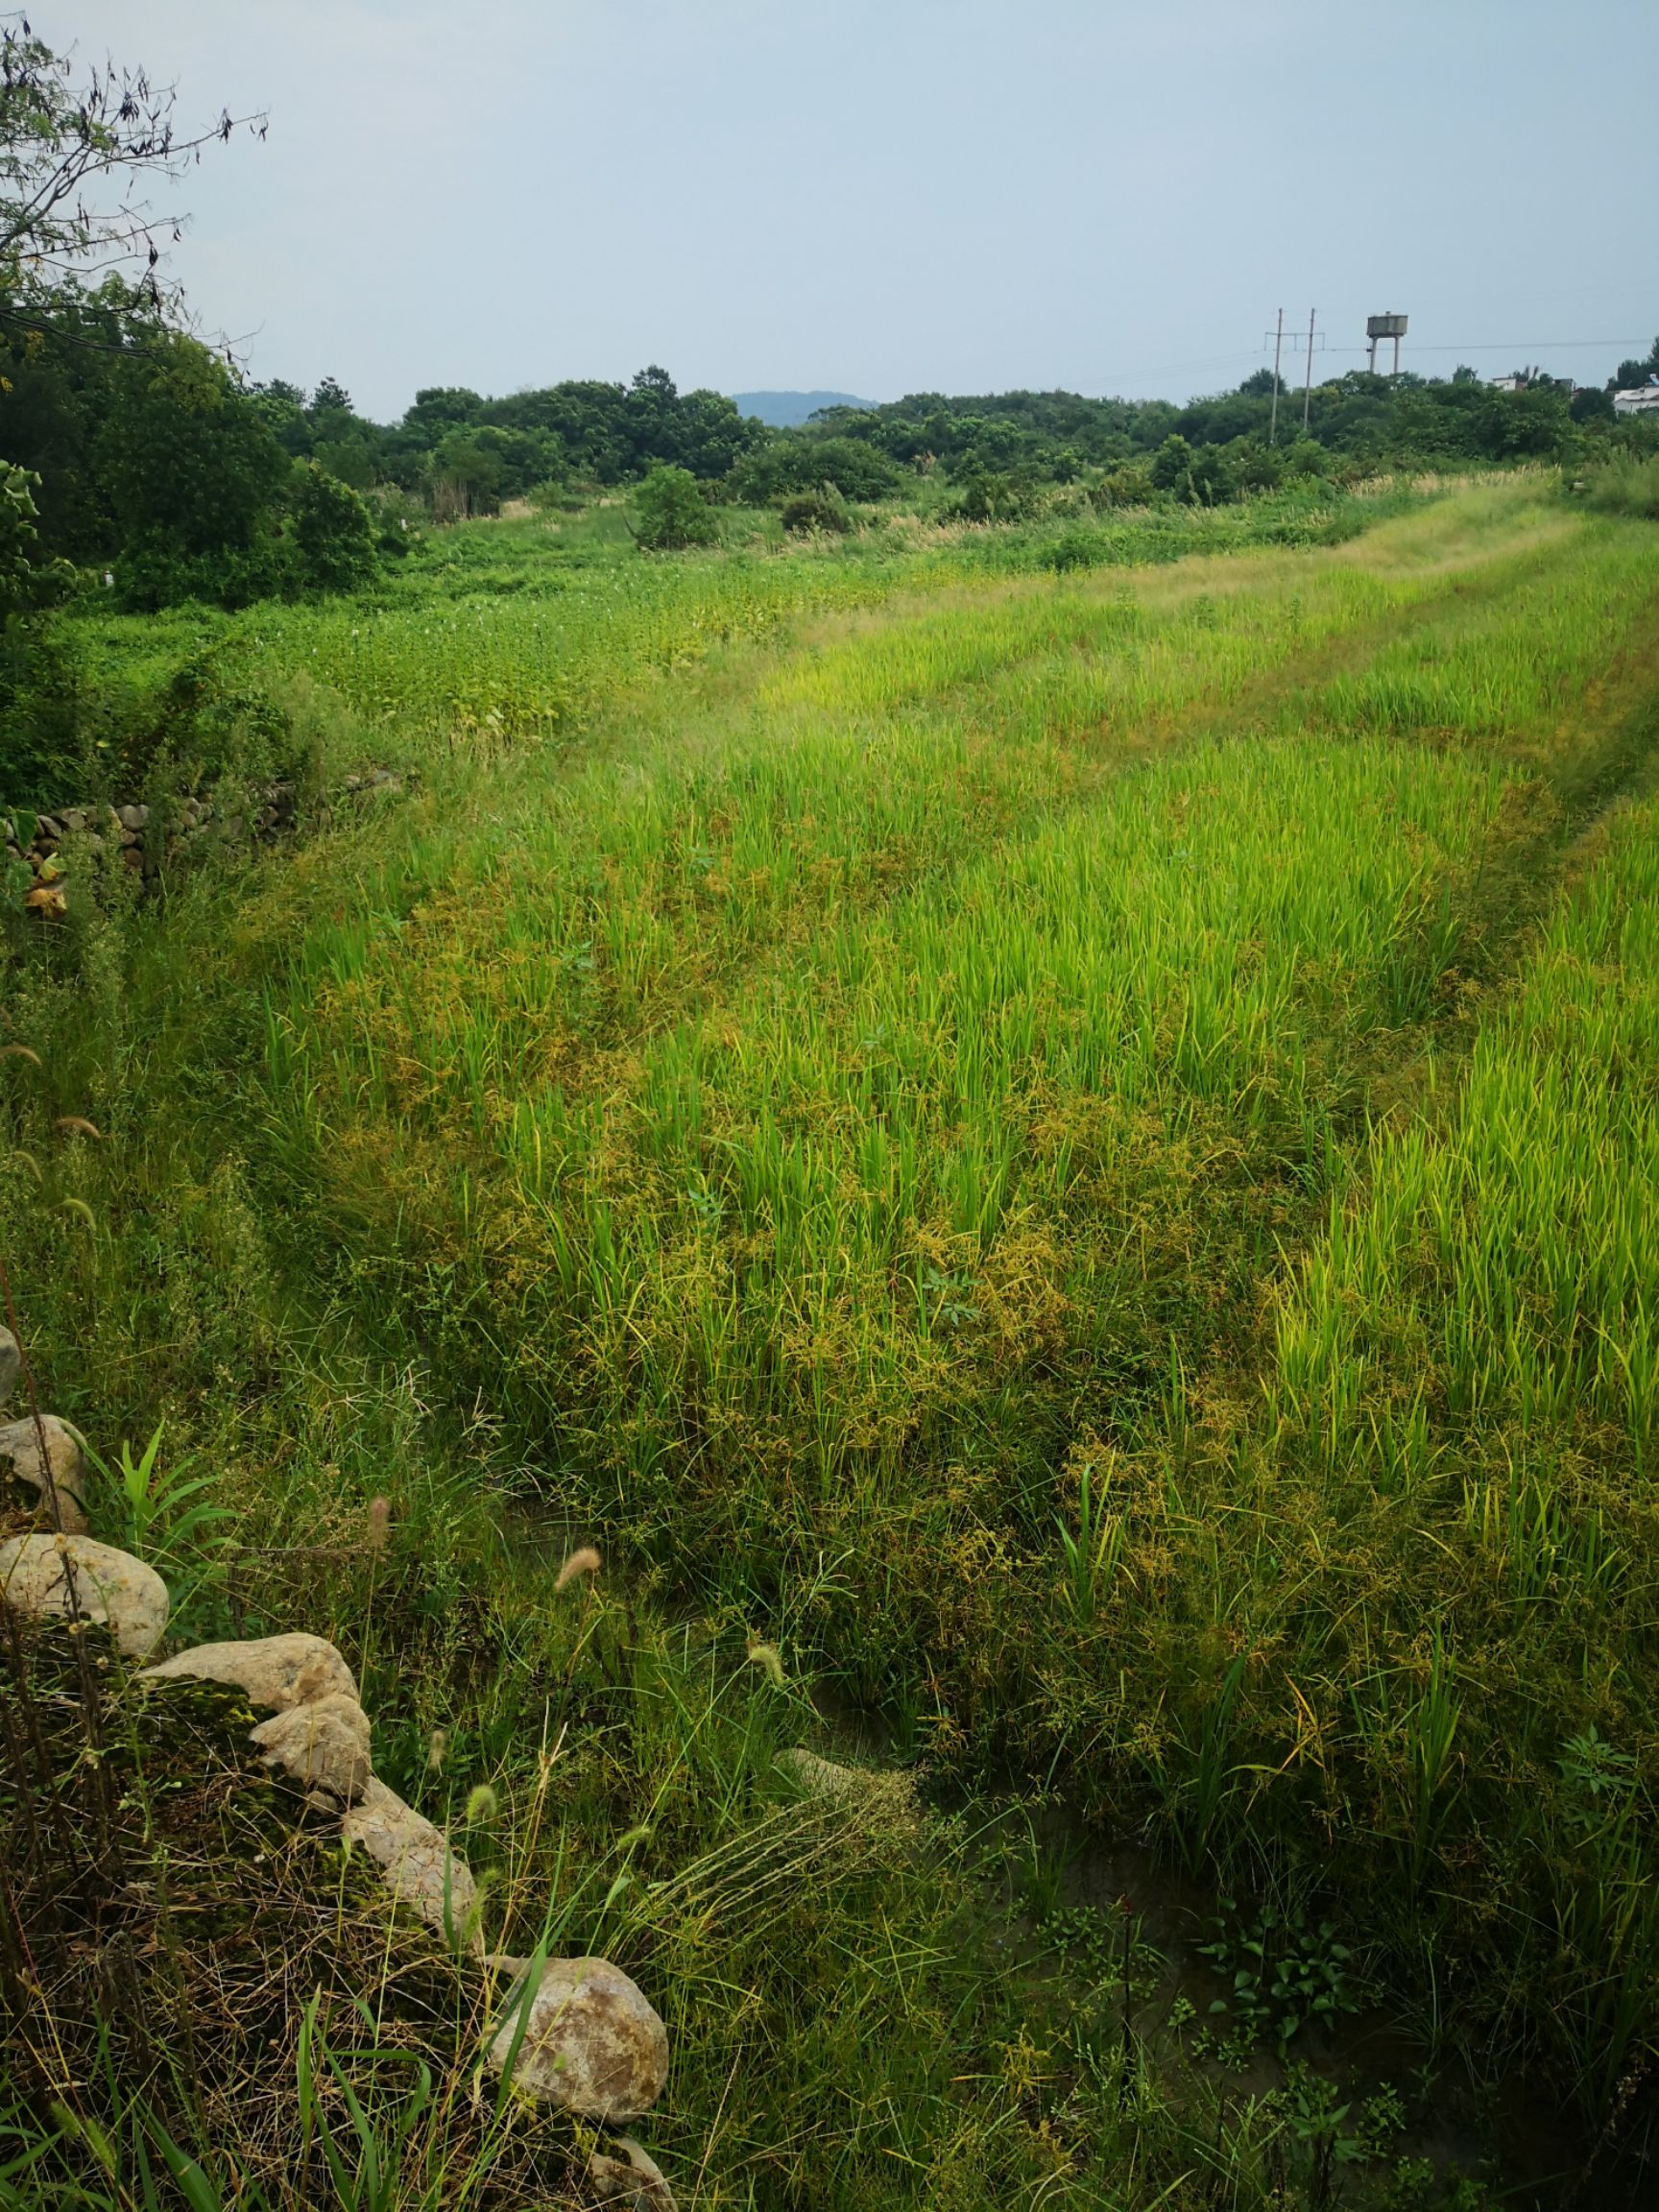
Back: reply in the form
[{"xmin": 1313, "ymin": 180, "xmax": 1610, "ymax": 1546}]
[{"xmin": 5, "ymin": 477, "xmax": 1659, "ymax": 2205}]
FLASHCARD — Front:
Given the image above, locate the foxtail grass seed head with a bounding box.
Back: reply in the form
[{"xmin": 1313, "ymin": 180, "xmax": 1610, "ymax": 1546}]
[
  {"xmin": 465, "ymin": 1783, "xmax": 498, "ymax": 1827},
  {"xmin": 0, "ymin": 1045, "xmax": 41, "ymax": 1066},
  {"xmin": 53, "ymin": 1116, "xmax": 102, "ymax": 1139},
  {"xmin": 427, "ymin": 1727, "xmax": 448, "ymax": 1774},
  {"xmin": 556, "ymin": 1544, "xmax": 601, "ymax": 1591},
  {"xmin": 747, "ymin": 1640, "xmax": 785, "ymax": 1688},
  {"xmin": 367, "ymin": 1496, "xmax": 391, "ymax": 1553}
]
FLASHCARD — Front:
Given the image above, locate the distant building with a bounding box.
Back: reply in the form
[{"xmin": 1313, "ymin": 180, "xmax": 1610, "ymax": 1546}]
[
  {"xmin": 1489, "ymin": 370, "xmax": 1570, "ymax": 395},
  {"xmin": 1613, "ymin": 380, "xmax": 1659, "ymax": 419}
]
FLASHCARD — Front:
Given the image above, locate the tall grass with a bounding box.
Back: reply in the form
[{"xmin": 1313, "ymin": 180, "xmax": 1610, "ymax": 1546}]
[
  {"xmin": 8, "ymin": 477, "xmax": 1659, "ymax": 2193},
  {"xmin": 1582, "ymin": 452, "xmax": 1659, "ymax": 523},
  {"xmin": 237, "ymin": 485, "xmax": 1659, "ymax": 2125}
]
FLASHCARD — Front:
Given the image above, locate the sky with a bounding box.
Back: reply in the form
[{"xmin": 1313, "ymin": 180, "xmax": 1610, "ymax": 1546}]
[{"xmin": 36, "ymin": 0, "xmax": 1659, "ymax": 424}]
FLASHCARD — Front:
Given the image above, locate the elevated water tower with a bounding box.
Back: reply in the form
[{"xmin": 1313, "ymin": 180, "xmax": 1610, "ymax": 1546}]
[{"xmin": 1366, "ymin": 311, "xmax": 1407, "ymax": 375}]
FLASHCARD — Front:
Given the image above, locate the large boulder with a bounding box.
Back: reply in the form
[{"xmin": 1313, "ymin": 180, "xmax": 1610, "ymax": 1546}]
[
  {"xmin": 489, "ymin": 1957, "xmax": 668, "ymax": 2121},
  {"xmin": 341, "ymin": 1775, "xmax": 478, "ymax": 1941},
  {"xmin": 142, "ymin": 1633, "xmax": 356, "ymax": 1712},
  {"xmin": 0, "ymin": 1329, "xmax": 17, "ymax": 1406},
  {"xmin": 250, "ymin": 1694, "xmax": 372, "ymax": 1810},
  {"xmin": 0, "ymin": 1413, "xmax": 89, "ymax": 1534},
  {"xmin": 0, "ymin": 1533, "xmax": 167, "ymax": 1658}
]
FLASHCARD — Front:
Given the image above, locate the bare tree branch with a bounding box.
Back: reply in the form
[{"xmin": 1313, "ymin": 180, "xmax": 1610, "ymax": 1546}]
[{"xmin": 0, "ymin": 13, "xmax": 266, "ymax": 324}]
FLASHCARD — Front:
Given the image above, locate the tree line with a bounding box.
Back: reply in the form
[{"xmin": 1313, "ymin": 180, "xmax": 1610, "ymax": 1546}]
[
  {"xmin": 11, "ymin": 326, "xmax": 1657, "ymax": 612},
  {"xmin": 1, "ymin": 15, "xmax": 1654, "ymax": 623}
]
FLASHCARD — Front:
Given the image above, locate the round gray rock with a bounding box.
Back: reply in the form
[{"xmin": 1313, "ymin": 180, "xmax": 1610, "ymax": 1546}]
[
  {"xmin": 142, "ymin": 1632, "xmax": 356, "ymax": 1712},
  {"xmin": 489, "ymin": 1957, "xmax": 668, "ymax": 2121},
  {"xmin": 0, "ymin": 1533, "xmax": 167, "ymax": 1658},
  {"xmin": 0, "ymin": 1413, "xmax": 89, "ymax": 1533}
]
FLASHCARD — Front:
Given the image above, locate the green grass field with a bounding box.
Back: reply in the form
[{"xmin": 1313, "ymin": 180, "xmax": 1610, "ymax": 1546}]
[{"xmin": 6, "ymin": 476, "xmax": 1659, "ymax": 2207}]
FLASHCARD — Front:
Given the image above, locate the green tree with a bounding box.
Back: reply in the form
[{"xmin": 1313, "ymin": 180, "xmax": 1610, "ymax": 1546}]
[
  {"xmin": 0, "ymin": 464, "xmax": 71, "ymax": 623},
  {"xmin": 1150, "ymin": 434, "xmax": 1196, "ymax": 500},
  {"xmin": 1613, "ymin": 339, "xmax": 1659, "ymax": 390},
  {"xmin": 97, "ymin": 333, "xmax": 288, "ymax": 560},
  {"xmin": 288, "ymin": 463, "xmax": 378, "ymax": 593},
  {"xmin": 430, "ymin": 430, "xmax": 508, "ymax": 519},
  {"xmin": 1187, "ymin": 442, "xmax": 1240, "ymax": 505},
  {"xmin": 634, "ymin": 464, "xmax": 719, "ymax": 550},
  {"xmin": 781, "ymin": 486, "xmax": 852, "ymax": 535},
  {"xmin": 0, "ymin": 464, "xmax": 80, "ymax": 803},
  {"xmin": 252, "ymin": 378, "xmax": 314, "ymax": 457}
]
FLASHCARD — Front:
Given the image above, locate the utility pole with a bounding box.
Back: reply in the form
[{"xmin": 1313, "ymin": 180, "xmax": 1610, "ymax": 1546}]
[
  {"xmin": 1269, "ymin": 307, "xmax": 1285, "ymax": 445},
  {"xmin": 1301, "ymin": 308, "xmax": 1316, "ymax": 434}
]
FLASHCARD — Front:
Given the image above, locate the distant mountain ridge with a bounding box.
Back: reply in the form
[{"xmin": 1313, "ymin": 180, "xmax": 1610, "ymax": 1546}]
[{"xmin": 731, "ymin": 390, "xmax": 872, "ymax": 427}]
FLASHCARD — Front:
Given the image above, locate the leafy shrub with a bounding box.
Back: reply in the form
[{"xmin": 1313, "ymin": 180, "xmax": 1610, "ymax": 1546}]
[
  {"xmin": 802, "ymin": 436, "xmax": 901, "ymax": 501},
  {"xmin": 942, "ymin": 469, "xmax": 1032, "ymax": 524},
  {"xmin": 1090, "ymin": 463, "xmax": 1154, "ymax": 509},
  {"xmin": 1040, "ymin": 528, "xmax": 1106, "ymax": 573},
  {"xmin": 368, "ymin": 484, "xmax": 423, "ymax": 558},
  {"xmin": 1223, "ymin": 438, "xmax": 1283, "ymax": 495},
  {"xmin": 731, "ymin": 434, "xmax": 900, "ymax": 505},
  {"xmin": 288, "ymin": 463, "xmax": 379, "ymax": 593},
  {"xmin": 115, "ymin": 533, "xmax": 288, "ymax": 613},
  {"xmin": 0, "ymin": 466, "xmax": 84, "ymax": 804},
  {"xmin": 0, "ymin": 613, "xmax": 84, "ymax": 807},
  {"xmin": 1150, "ymin": 435, "xmax": 1197, "ymax": 500},
  {"xmin": 634, "ymin": 464, "xmax": 721, "ymax": 551},
  {"xmin": 0, "ymin": 464, "xmax": 74, "ymax": 624},
  {"xmin": 780, "ymin": 486, "xmax": 852, "ymax": 535},
  {"xmin": 1282, "ymin": 437, "xmax": 1335, "ymax": 482}
]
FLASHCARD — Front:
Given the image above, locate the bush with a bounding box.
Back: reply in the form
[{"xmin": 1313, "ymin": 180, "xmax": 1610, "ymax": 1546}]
[
  {"xmin": 780, "ymin": 486, "xmax": 852, "ymax": 536},
  {"xmin": 1225, "ymin": 438, "xmax": 1283, "ymax": 495},
  {"xmin": 115, "ymin": 532, "xmax": 287, "ymax": 613},
  {"xmin": 1040, "ymin": 528, "xmax": 1107, "ymax": 573},
  {"xmin": 1281, "ymin": 438, "xmax": 1335, "ymax": 482},
  {"xmin": 0, "ymin": 466, "xmax": 84, "ymax": 804},
  {"xmin": 1150, "ymin": 434, "xmax": 1197, "ymax": 500},
  {"xmin": 634, "ymin": 464, "xmax": 721, "ymax": 551},
  {"xmin": 368, "ymin": 485, "xmax": 424, "ymax": 558},
  {"xmin": 0, "ymin": 613, "xmax": 84, "ymax": 807},
  {"xmin": 1090, "ymin": 463, "xmax": 1154, "ymax": 509},
  {"xmin": 942, "ymin": 469, "xmax": 1032, "ymax": 524},
  {"xmin": 289, "ymin": 463, "xmax": 379, "ymax": 593},
  {"xmin": 731, "ymin": 435, "xmax": 900, "ymax": 505}
]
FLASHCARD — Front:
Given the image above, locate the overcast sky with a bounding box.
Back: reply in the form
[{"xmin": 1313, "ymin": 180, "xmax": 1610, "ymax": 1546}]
[{"xmin": 37, "ymin": 1, "xmax": 1659, "ymax": 422}]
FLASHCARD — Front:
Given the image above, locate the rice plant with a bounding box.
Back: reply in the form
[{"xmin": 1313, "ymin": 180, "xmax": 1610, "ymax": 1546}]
[{"xmin": 10, "ymin": 475, "xmax": 1659, "ymax": 2197}]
